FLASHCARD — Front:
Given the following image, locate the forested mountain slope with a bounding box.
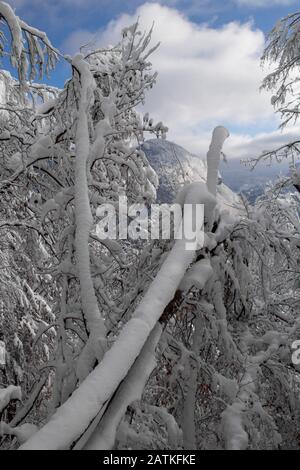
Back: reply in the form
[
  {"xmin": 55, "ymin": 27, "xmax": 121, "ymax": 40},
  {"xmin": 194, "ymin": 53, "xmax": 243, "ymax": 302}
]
[{"xmin": 142, "ymin": 138, "xmax": 241, "ymax": 214}]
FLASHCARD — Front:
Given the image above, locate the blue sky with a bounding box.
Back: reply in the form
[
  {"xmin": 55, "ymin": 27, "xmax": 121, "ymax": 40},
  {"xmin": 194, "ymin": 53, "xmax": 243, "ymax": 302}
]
[
  {"xmin": 3, "ymin": 0, "xmax": 300, "ymax": 158},
  {"xmin": 7, "ymin": 0, "xmax": 296, "ymax": 46}
]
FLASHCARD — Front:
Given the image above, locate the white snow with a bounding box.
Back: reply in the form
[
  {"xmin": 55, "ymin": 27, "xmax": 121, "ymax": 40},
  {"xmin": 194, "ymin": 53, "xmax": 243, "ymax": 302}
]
[
  {"xmin": 0, "ymin": 421, "xmax": 38, "ymax": 444},
  {"xmin": 0, "ymin": 3, "xmax": 23, "ymax": 68},
  {"xmin": 82, "ymin": 324, "xmax": 162, "ymax": 450},
  {"xmin": 206, "ymin": 126, "xmax": 229, "ymax": 197},
  {"xmin": 36, "ymin": 98, "xmax": 58, "ymax": 115},
  {"xmin": 0, "ymin": 385, "xmax": 22, "ymax": 413},
  {"xmin": 215, "ymin": 373, "xmax": 238, "ymax": 401},
  {"xmin": 0, "ymin": 340, "xmax": 5, "ymax": 366},
  {"xmin": 5, "ymin": 151, "xmax": 22, "ymax": 171},
  {"xmin": 0, "ymin": 130, "xmax": 10, "ymax": 140},
  {"xmin": 180, "ymin": 258, "xmax": 213, "ymax": 291},
  {"xmin": 72, "ymin": 53, "xmax": 107, "ymax": 380},
  {"xmin": 221, "ymin": 401, "xmax": 248, "ymax": 450},
  {"xmin": 20, "ymin": 179, "xmax": 215, "ymax": 449}
]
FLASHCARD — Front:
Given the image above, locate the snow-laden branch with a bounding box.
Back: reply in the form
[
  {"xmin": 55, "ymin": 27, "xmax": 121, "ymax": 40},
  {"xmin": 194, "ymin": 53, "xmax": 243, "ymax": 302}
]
[
  {"xmin": 19, "ymin": 182, "xmax": 217, "ymax": 450},
  {"xmin": 206, "ymin": 126, "xmax": 229, "ymax": 230},
  {"xmin": 0, "ymin": 385, "xmax": 21, "ymax": 414},
  {"xmin": 0, "ymin": 1, "xmax": 59, "ymax": 83},
  {"xmin": 81, "ymin": 324, "xmax": 162, "ymax": 450},
  {"xmin": 0, "ymin": 2, "xmax": 23, "ymax": 64},
  {"xmin": 206, "ymin": 126, "xmax": 229, "ymax": 197},
  {"xmin": 221, "ymin": 331, "xmax": 285, "ymax": 449},
  {"xmin": 72, "ymin": 54, "xmax": 107, "ymax": 381},
  {"xmin": 181, "ymin": 315, "xmax": 203, "ymax": 450}
]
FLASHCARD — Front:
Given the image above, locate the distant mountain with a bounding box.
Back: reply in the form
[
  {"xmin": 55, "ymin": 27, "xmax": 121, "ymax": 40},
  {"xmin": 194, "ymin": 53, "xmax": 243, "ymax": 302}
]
[
  {"xmin": 142, "ymin": 138, "xmax": 291, "ymax": 205},
  {"xmin": 219, "ymin": 158, "xmax": 290, "ymax": 203},
  {"xmin": 142, "ymin": 139, "xmax": 241, "ymax": 213},
  {"xmin": 142, "ymin": 139, "xmax": 207, "ymax": 203}
]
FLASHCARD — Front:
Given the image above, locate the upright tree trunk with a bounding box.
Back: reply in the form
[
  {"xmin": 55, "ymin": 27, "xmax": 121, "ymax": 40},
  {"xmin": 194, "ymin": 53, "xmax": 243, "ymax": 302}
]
[{"xmin": 72, "ymin": 54, "xmax": 107, "ymax": 381}]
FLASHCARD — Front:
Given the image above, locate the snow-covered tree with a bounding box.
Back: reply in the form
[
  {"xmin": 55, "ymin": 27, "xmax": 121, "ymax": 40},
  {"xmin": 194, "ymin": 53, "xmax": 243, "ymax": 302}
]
[
  {"xmin": 17, "ymin": 124, "xmax": 300, "ymax": 450},
  {"xmin": 251, "ymin": 8, "xmax": 300, "ymax": 191},
  {"xmin": 0, "ymin": 1, "xmax": 167, "ymax": 446},
  {"xmin": 0, "ymin": 1, "xmax": 299, "ymax": 451}
]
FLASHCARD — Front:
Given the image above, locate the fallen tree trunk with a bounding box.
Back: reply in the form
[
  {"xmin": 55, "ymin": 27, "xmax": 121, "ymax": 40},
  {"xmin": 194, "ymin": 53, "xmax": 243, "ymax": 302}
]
[{"xmin": 19, "ymin": 127, "xmax": 228, "ymax": 450}]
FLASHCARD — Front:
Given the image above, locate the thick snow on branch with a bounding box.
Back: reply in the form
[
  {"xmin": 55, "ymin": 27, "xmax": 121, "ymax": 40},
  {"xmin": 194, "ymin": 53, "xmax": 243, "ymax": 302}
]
[
  {"xmin": 0, "ymin": 422, "xmax": 38, "ymax": 444},
  {"xmin": 0, "ymin": 385, "xmax": 21, "ymax": 413},
  {"xmin": 221, "ymin": 400, "xmax": 249, "ymax": 450},
  {"xmin": 20, "ymin": 181, "xmax": 214, "ymax": 450},
  {"xmin": 82, "ymin": 324, "xmax": 162, "ymax": 450},
  {"xmin": 0, "ymin": 2, "xmax": 23, "ymax": 66},
  {"xmin": 18, "ymin": 19, "xmax": 60, "ymax": 57},
  {"xmin": 181, "ymin": 315, "xmax": 202, "ymax": 450},
  {"xmin": 206, "ymin": 126, "xmax": 229, "ymax": 230},
  {"xmin": 72, "ymin": 54, "xmax": 107, "ymax": 380},
  {"xmin": 0, "ymin": 1, "xmax": 59, "ymax": 83},
  {"xmin": 221, "ymin": 331, "xmax": 285, "ymax": 449},
  {"xmin": 180, "ymin": 258, "xmax": 213, "ymax": 291},
  {"xmin": 206, "ymin": 126, "xmax": 229, "ymax": 197}
]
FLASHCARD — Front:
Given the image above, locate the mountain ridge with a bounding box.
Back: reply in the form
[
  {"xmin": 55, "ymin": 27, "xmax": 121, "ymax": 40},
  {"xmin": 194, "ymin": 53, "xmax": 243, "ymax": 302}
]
[{"xmin": 142, "ymin": 138, "xmax": 242, "ymax": 216}]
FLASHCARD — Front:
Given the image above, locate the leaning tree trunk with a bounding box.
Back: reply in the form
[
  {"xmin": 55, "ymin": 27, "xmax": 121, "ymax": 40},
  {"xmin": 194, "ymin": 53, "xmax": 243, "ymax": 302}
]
[{"xmin": 19, "ymin": 126, "xmax": 229, "ymax": 450}]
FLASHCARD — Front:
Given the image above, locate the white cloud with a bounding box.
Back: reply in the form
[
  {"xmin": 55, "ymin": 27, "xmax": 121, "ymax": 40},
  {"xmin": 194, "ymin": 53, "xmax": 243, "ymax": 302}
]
[
  {"xmin": 226, "ymin": 125, "xmax": 300, "ymax": 158},
  {"xmin": 62, "ymin": 2, "xmax": 294, "ymax": 160}
]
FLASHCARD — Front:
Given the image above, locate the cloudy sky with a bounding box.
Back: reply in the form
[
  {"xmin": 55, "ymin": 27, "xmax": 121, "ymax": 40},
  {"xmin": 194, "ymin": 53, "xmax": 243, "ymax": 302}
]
[{"xmin": 4, "ymin": 0, "xmax": 300, "ymax": 159}]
